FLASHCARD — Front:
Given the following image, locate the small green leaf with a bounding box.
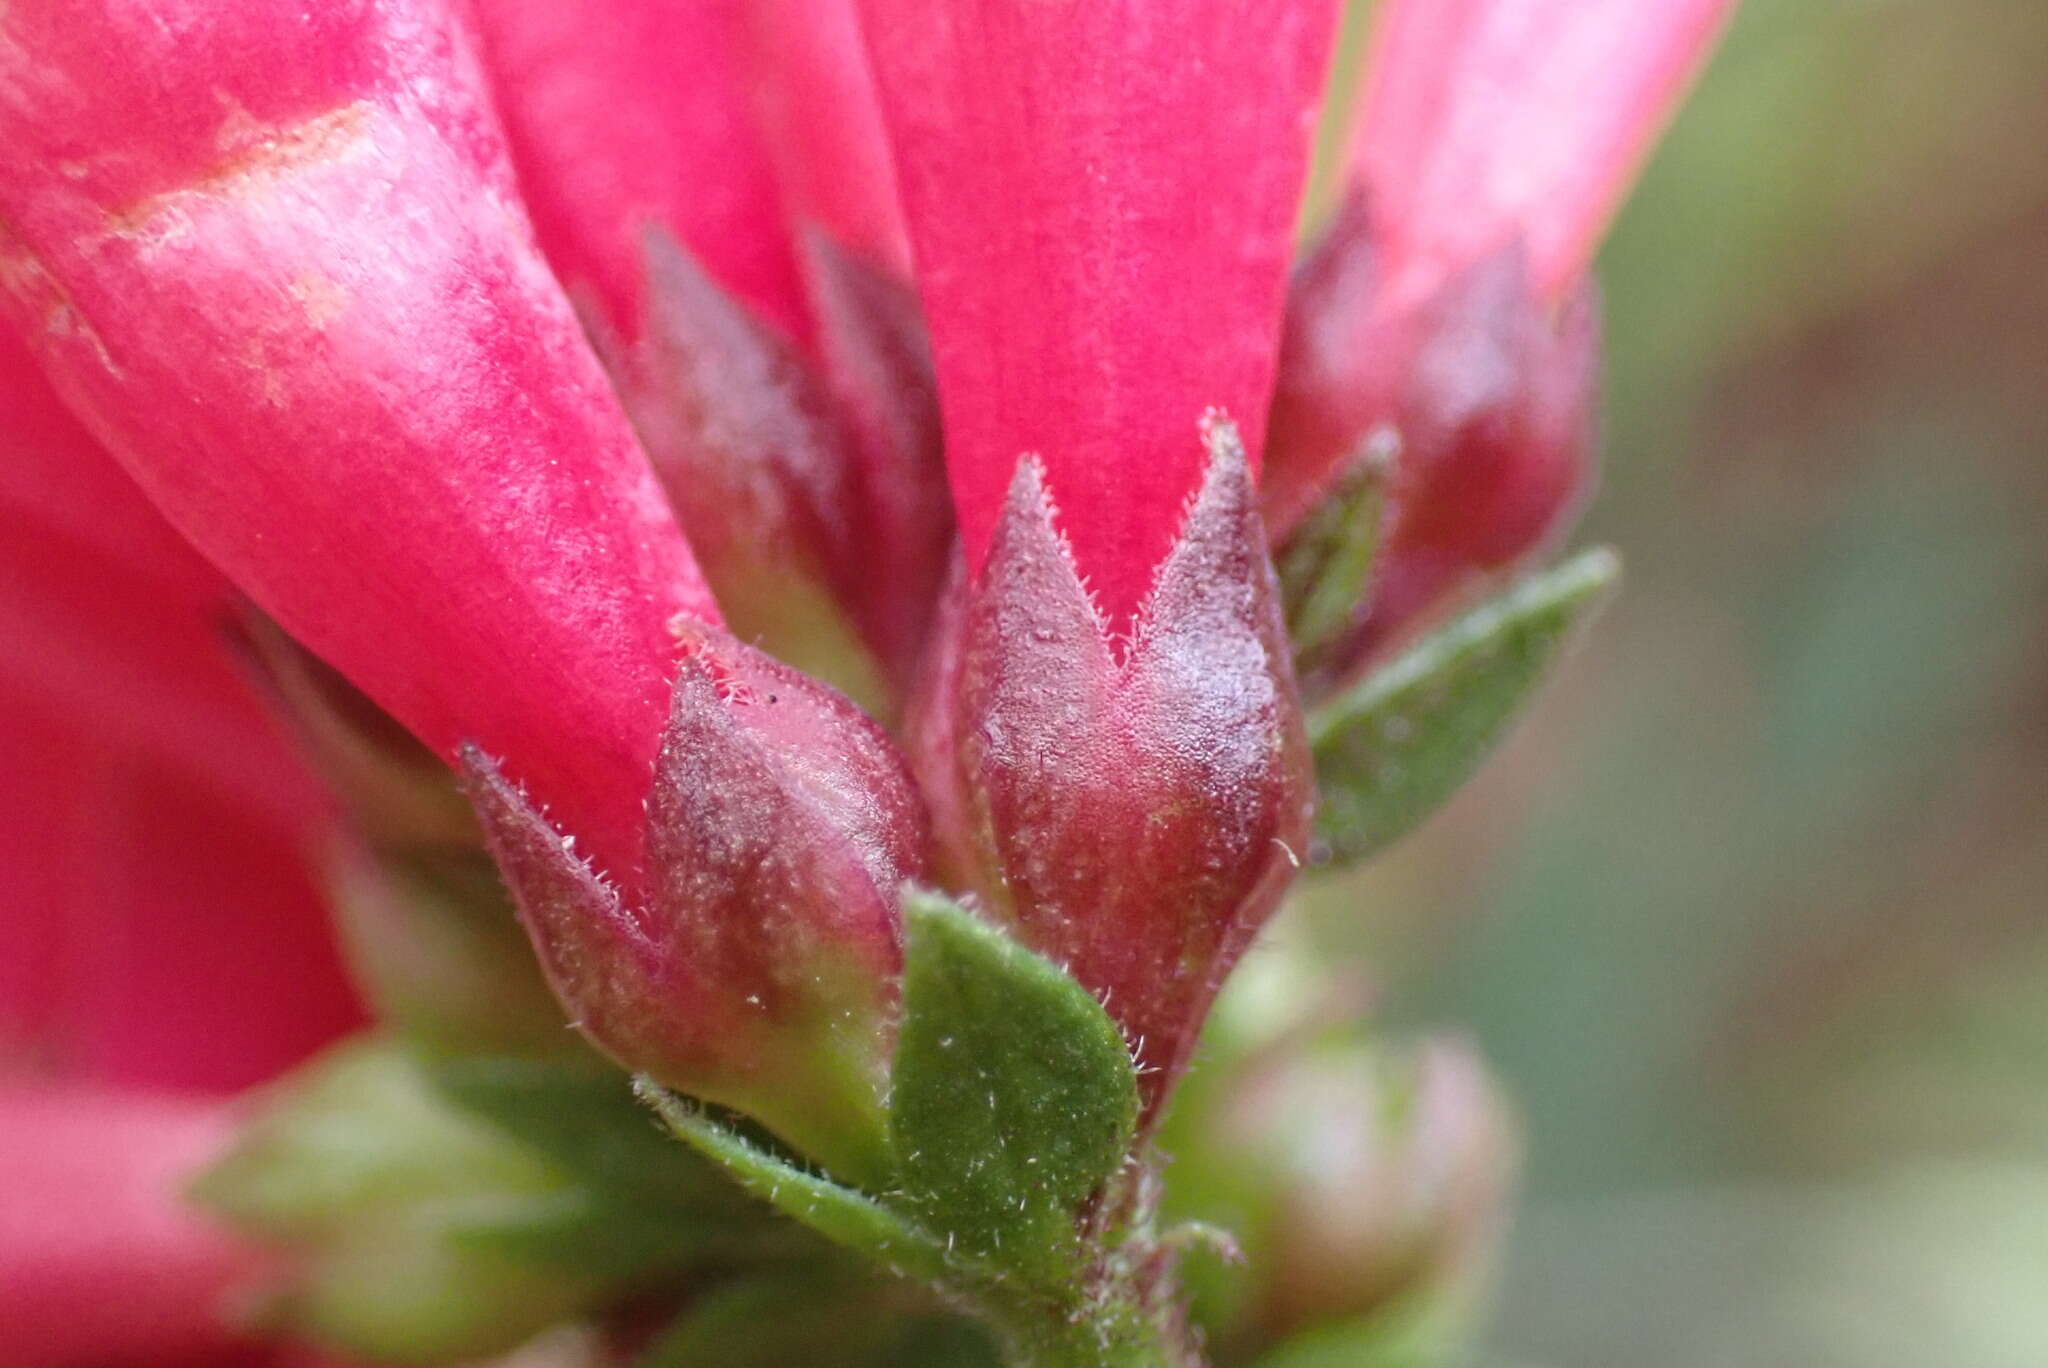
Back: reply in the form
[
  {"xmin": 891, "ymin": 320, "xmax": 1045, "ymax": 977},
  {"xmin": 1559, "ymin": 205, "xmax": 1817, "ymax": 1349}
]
[
  {"xmin": 640, "ymin": 1081, "xmax": 952, "ymax": 1286},
  {"xmin": 889, "ymin": 889, "xmax": 1140, "ymax": 1273},
  {"xmin": 635, "ymin": 1272, "xmax": 894, "ymax": 1368},
  {"xmin": 190, "ymin": 1040, "xmax": 570, "ymax": 1242},
  {"xmin": 428, "ymin": 1054, "xmax": 746, "ymax": 1215},
  {"xmin": 190, "ymin": 1039, "xmax": 606, "ymax": 1362},
  {"xmin": 1310, "ymin": 547, "xmax": 1619, "ymax": 866},
  {"xmin": 1278, "ymin": 428, "xmax": 1397, "ymax": 669},
  {"xmin": 636, "ymin": 1274, "xmax": 1002, "ymax": 1368},
  {"xmin": 442, "ymin": 1189, "xmax": 765, "ymax": 1282}
]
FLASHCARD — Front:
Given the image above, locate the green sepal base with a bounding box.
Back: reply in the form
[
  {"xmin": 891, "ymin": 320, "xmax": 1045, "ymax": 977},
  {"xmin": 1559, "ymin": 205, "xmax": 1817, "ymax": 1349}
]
[{"xmin": 643, "ymin": 890, "xmax": 1199, "ymax": 1367}]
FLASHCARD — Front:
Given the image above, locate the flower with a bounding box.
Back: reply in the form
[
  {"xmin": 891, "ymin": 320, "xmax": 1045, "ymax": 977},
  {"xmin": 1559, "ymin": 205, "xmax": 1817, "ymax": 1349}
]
[
  {"xmin": 1266, "ymin": 0, "xmax": 1737, "ymax": 672},
  {"xmin": 868, "ymin": 0, "xmax": 1332, "ymax": 1107},
  {"xmin": 0, "ymin": 1086, "xmax": 284, "ymax": 1367},
  {"xmin": 0, "ymin": 336, "xmax": 363, "ymax": 1362},
  {"xmin": 470, "ymin": 0, "xmax": 942, "ymax": 693},
  {"xmin": 0, "ymin": 0, "xmax": 1734, "ymax": 1356},
  {"xmin": 0, "ymin": 0, "xmax": 718, "ymax": 898}
]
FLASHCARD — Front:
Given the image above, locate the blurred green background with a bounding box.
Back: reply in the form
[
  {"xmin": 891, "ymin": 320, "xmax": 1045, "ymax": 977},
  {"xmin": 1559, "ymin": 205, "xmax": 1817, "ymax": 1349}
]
[{"xmin": 1300, "ymin": 1, "xmax": 2048, "ymax": 1363}]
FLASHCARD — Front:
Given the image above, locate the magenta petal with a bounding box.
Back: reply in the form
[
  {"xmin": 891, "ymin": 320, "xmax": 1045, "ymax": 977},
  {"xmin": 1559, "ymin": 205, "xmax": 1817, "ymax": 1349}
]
[
  {"xmin": 1352, "ymin": 0, "xmax": 1738, "ymax": 301},
  {"xmin": 859, "ymin": 0, "xmax": 1336, "ymax": 625},
  {"xmin": 471, "ymin": 0, "xmax": 811, "ymax": 344},
  {"xmin": 0, "ymin": 1087, "xmax": 268, "ymax": 1365},
  {"xmin": 743, "ymin": 0, "xmax": 910, "ymax": 281},
  {"xmin": 0, "ymin": 700, "xmax": 364, "ymax": 1095},
  {"xmin": 0, "ymin": 328, "xmax": 216, "ymax": 593},
  {"xmin": 0, "ymin": 524, "xmax": 320, "ymax": 831},
  {"xmin": 0, "ymin": 0, "xmax": 718, "ymax": 891}
]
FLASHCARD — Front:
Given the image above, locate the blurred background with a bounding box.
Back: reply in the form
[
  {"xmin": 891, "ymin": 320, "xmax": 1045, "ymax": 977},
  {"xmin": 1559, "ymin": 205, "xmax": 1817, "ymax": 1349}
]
[{"xmin": 1294, "ymin": 0, "xmax": 2048, "ymax": 1363}]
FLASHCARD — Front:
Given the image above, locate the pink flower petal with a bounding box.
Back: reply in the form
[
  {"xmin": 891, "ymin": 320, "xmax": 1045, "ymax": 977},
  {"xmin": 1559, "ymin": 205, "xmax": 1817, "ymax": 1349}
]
[
  {"xmin": 0, "ymin": 0, "xmax": 718, "ymax": 891},
  {"xmin": 469, "ymin": 0, "xmax": 811, "ymax": 344},
  {"xmin": 0, "ymin": 328, "xmax": 216, "ymax": 593},
  {"xmin": 1351, "ymin": 0, "xmax": 1738, "ymax": 302},
  {"xmin": 0, "ymin": 700, "xmax": 364, "ymax": 1095},
  {"xmin": 0, "ymin": 529, "xmax": 321, "ymax": 831},
  {"xmin": 741, "ymin": 0, "xmax": 910, "ymax": 279},
  {"xmin": 0, "ymin": 1086, "xmax": 269, "ymax": 1366},
  {"xmin": 859, "ymin": 0, "xmax": 1337, "ymax": 625}
]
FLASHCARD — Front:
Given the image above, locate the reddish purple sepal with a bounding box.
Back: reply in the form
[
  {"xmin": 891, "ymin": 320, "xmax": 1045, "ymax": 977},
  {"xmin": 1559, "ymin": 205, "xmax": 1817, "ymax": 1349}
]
[
  {"xmin": 461, "ymin": 627, "xmax": 926, "ymax": 1182},
  {"xmin": 799, "ymin": 232, "xmax": 952, "ymax": 681},
  {"xmin": 914, "ymin": 422, "xmax": 1313, "ymax": 1119},
  {"xmin": 1266, "ymin": 195, "xmax": 1601, "ymax": 675},
  {"xmin": 606, "ymin": 231, "xmax": 887, "ymax": 696}
]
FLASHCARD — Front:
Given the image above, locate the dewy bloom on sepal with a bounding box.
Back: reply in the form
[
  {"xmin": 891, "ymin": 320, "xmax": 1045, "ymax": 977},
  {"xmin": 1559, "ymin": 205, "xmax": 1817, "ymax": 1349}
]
[
  {"xmin": 1265, "ymin": 0, "xmax": 1735, "ymax": 668},
  {"xmin": 915, "ymin": 423, "xmax": 1313, "ymax": 1113},
  {"xmin": 864, "ymin": 0, "xmax": 1332, "ymax": 1113},
  {"xmin": 0, "ymin": 0, "xmax": 717, "ymax": 893},
  {"xmin": 461, "ymin": 622, "xmax": 926, "ymax": 1184},
  {"xmin": 604, "ymin": 228, "xmax": 890, "ymax": 708}
]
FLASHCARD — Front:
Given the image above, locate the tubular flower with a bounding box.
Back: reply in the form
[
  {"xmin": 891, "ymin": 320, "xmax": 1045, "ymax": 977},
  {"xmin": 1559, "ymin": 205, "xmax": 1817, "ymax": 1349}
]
[
  {"xmin": 0, "ymin": 329, "xmax": 362, "ymax": 1095},
  {"xmin": 472, "ymin": 0, "xmax": 941, "ymax": 695},
  {"xmin": 0, "ymin": 0, "xmax": 912, "ymax": 1162},
  {"xmin": 1265, "ymin": 0, "xmax": 1736, "ymax": 670},
  {"xmin": 466, "ymin": 0, "xmax": 810, "ymax": 345},
  {"xmin": 862, "ymin": 0, "xmax": 1334, "ymax": 626},
  {"xmin": 869, "ymin": 0, "xmax": 1332, "ymax": 1102},
  {"xmin": 0, "ymin": 1086, "xmax": 272, "ymax": 1366},
  {"xmin": 2, "ymin": 325, "xmax": 364, "ymax": 1366},
  {"xmin": 739, "ymin": 0, "xmax": 911, "ymax": 285},
  {"xmin": 742, "ymin": 0, "xmax": 949, "ymax": 676},
  {"xmin": 0, "ymin": 0, "xmax": 716, "ymax": 894},
  {"xmin": 0, "ymin": 0, "xmax": 1735, "ymax": 1355}
]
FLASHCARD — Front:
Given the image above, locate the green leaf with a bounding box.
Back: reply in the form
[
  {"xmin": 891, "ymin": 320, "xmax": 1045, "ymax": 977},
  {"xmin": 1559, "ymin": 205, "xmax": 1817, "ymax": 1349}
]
[
  {"xmin": 640, "ymin": 1081, "xmax": 952, "ymax": 1286},
  {"xmin": 636, "ymin": 1273, "xmax": 1003, "ymax": 1368},
  {"xmin": 428, "ymin": 1054, "xmax": 746, "ymax": 1215},
  {"xmin": 190, "ymin": 1039, "xmax": 606, "ymax": 1362},
  {"xmin": 880, "ymin": 1316, "xmax": 1009, "ymax": 1368},
  {"xmin": 635, "ymin": 1273, "xmax": 895, "ymax": 1368},
  {"xmin": 190, "ymin": 1040, "xmax": 570, "ymax": 1242},
  {"xmin": 889, "ymin": 890, "xmax": 1140, "ymax": 1274},
  {"xmin": 442, "ymin": 1188, "xmax": 772, "ymax": 1282},
  {"xmin": 1310, "ymin": 547, "xmax": 1619, "ymax": 867},
  {"xmin": 1277, "ymin": 428, "xmax": 1397, "ymax": 670}
]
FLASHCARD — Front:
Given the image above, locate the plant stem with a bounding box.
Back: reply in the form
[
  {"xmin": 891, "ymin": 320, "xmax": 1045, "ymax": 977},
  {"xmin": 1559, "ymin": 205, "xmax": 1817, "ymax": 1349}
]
[{"xmin": 987, "ymin": 1293, "xmax": 1206, "ymax": 1368}]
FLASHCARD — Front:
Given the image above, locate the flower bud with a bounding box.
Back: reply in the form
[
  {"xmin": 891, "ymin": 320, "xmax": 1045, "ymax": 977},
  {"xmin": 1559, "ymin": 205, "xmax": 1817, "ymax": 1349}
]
[
  {"xmin": 913, "ymin": 422, "xmax": 1313, "ymax": 1116},
  {"xmin": 1210, "ymin": 1037, "xmax": 1518, "ymax": 1344},
  {"xmin": 461, "ymin": 627, "xmax": 924, "ymax": 1183},
  {"xmin": 610, "ymin": 230, "xmax": 890, "ymax": 712},
  {"xmin": 190, "ymin": 1042, "xmax": 599, "ymax": 1363},
  {"xmin": 798, "ymin": 230, "xmax": 953, "ymax": 681},
  {"xmin": 1267, "ymin": 195, "xmax": 1601, "ymax": 681}
]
